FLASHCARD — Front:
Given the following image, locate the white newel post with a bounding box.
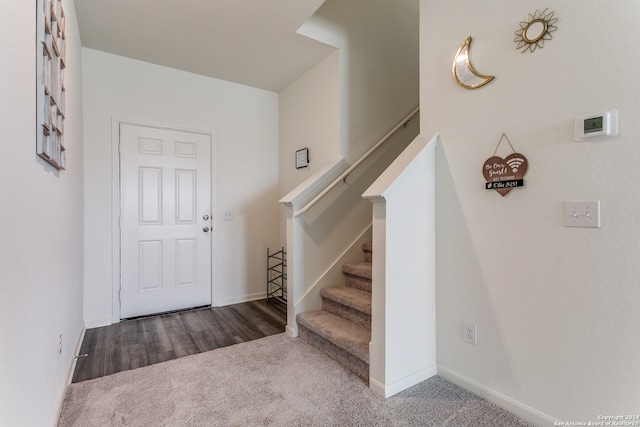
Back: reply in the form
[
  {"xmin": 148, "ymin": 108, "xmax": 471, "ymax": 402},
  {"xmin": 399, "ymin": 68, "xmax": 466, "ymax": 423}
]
[{"xmin": 283, "ymin": 203, "xmax": 298, "ymax": 337}]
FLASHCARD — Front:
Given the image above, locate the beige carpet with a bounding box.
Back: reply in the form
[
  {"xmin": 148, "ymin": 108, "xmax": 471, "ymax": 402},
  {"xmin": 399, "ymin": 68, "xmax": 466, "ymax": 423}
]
[{"xmin": 58, "ymin": 334, "xmax": 535, "ymax": 426}]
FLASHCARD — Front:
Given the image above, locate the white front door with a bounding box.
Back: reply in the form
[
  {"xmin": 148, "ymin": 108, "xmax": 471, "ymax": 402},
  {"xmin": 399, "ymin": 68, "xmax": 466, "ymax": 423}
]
[{"xmin": 119, "ymin": 123, "xmax": 212, "ymax": 319}]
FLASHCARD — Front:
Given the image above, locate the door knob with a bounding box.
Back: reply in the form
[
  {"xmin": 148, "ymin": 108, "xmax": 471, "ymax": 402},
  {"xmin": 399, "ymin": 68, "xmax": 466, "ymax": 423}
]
[
  {"xmin": 203, "ymin": 214, "xmax": 210, "ymax": 221},
  {"xmin": 203, "ymin": 227, "xmax": 210, "ymax": 233}
]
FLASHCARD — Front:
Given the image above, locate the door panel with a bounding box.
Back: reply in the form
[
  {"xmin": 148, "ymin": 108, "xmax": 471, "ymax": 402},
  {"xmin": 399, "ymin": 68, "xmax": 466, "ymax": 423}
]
[
  {"xmin": 120, "ymin": 124, "xmax": 212, "ymax": 319},
  {"xmin": 176, "ymin": 169, "xmax": 196, "ymax": 223},
  {"xmin": 139, "ymin": 167, "xmax": 162, "ymax": 224}
]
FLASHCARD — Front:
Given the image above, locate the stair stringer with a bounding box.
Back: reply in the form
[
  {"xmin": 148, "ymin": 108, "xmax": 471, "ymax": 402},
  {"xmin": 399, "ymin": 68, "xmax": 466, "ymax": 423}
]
[{"xmin": 285, "ymin": 225, "xmax": 372, "ymax": 337}]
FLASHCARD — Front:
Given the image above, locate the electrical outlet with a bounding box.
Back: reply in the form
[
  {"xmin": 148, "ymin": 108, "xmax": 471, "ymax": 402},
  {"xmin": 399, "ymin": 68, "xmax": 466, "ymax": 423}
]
[
  {"xmin": 463, "ymin": 322, "xmax": 477, "ymax": 345},
  {"xmin": 58, "ymin": 334, "xmax": 63, "ymax": 356}
]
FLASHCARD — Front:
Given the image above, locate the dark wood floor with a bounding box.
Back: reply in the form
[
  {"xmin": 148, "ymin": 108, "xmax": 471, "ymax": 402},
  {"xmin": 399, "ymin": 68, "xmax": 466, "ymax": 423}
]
[{"xmin": 72, "ymin": 299, "xmax": 287, "ymax": 383}]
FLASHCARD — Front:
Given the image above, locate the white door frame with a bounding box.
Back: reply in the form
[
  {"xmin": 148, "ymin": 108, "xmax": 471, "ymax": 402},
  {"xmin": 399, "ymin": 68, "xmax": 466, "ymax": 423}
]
[{"xmin": 110, "ymin": 117, "xmax": 217, "ymax": 324}]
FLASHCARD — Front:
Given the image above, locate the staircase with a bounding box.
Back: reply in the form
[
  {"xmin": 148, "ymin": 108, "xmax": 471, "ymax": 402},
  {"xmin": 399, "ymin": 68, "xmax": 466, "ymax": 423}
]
[{"xmin": 296, "ymin": 243, "xmax": 372, "ymax": 381}]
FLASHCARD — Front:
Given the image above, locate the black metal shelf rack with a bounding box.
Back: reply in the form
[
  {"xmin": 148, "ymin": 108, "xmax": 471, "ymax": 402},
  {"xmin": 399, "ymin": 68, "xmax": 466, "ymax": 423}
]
[{"xmin": 267, "ymin": 247, "xmax": 287, "ymax": 304}]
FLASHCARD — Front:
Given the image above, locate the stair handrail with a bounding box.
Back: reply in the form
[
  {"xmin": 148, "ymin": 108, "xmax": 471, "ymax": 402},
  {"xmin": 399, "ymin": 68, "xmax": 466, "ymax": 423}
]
[{"xmin": 293, "ymin": 106, "xmax": 419, "ymax": 217}]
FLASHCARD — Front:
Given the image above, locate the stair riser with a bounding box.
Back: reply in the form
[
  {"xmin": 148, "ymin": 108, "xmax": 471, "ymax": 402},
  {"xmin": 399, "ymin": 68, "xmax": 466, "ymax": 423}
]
[
  {"xmin": 362, "ymin": 243, "xmax": 373, "ymax": 263},
  {"xmin": 322, "ymin": 298, "xmax": 371, "ymax": 329},
  {"xmin": 344, "ymin": 275, "xmax": 372, "ymax": 293},
  {"xmin": 298, "ymin": 326, "xmax": 369, "ymax": 381}
]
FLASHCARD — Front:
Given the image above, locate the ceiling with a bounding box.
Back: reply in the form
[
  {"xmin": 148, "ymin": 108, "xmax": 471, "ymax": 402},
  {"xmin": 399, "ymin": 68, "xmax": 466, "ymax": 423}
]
[{"xmin": 73, "ymin": 0, "xmax": 337, "ymax": 92}]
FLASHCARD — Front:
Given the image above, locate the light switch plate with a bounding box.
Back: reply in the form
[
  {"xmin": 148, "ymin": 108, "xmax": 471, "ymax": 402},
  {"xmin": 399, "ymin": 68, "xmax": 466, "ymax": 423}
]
[{"xmin": 565, "ymin": 201, "xmax": 600, "ymax": 228}]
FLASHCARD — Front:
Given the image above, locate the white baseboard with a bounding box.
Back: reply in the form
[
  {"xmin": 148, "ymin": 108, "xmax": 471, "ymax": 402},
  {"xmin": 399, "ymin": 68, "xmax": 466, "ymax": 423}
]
[
  {"xmin": 53, "ymin": 326, "xmax": 87, "ymax": 427},
  {"xmin": 67, "ymin": 327, "xmax": 86, "ymax": 385},
  {"xmin": 216, "ymin": 292, "xmax": 266, "ymax": 307},
  {"xmin": 285, "ymin": 324, "xmax": 297, "ymax": 338},
  {"xmin": 437, "ymin": 365, "xmax": 557, "ymax": 427},
  {"xmin": 84, "ymin": 316, "xmax": 113, "ymax": 329},
  {"xmin": 370, "ymin": 363, "xmax": 438, "ymax": 398}
]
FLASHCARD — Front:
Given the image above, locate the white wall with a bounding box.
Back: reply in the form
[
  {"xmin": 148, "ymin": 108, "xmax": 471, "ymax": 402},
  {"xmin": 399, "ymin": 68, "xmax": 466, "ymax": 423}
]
[
  {"xmin": 0, "ymin": 1, "xmax": 85, "ymax": 425},
  {"xmin": 83, "ymin": 49, "xmax": 280, "ymax": 326},
  {"xmin": 278, "ymin": 50, "xmax": 340, "ymax": 244},
  {"xmin": 422, "ymin": 0, "xmax": 640, "ymax": 424},
  {"xmin": 279, "ymin": 50, "xmax": 340, "ymax": 197},
  {"xmin": 300, "ymin": 0, "xmax": 419, "ymax": 162}
]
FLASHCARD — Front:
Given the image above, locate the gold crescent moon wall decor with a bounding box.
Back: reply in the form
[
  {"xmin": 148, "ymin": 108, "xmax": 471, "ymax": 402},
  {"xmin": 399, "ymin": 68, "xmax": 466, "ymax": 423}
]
[{"xmin": 452, "ymin": 36, "xmax": 495, "ymax": 89}]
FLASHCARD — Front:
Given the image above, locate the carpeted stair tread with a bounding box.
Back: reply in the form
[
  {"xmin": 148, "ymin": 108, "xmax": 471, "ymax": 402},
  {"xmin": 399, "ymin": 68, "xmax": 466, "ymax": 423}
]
[
  {"xmin": 296, "ymin": 310, "xmax": 370, "ymax": 363},
  {"xmin": 320, "ymin": 286, "xmax": 371, "ymax": 315},
  {"xmin": 342, "ymin": 262, "xmax": 372, "ymax": 280}
]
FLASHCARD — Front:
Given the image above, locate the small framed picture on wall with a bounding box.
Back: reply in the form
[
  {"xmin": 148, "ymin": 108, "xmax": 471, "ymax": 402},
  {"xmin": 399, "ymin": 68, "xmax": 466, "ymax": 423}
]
[{"xmin": 296, "ymin": 148, "xmax": 309, "ymax": 169}]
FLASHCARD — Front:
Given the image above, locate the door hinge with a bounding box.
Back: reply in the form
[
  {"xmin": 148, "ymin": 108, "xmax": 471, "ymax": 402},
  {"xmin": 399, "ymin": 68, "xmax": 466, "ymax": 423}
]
[{"xmin": 118, "ymin": 289, "xmax": 122, "ymax": 303}]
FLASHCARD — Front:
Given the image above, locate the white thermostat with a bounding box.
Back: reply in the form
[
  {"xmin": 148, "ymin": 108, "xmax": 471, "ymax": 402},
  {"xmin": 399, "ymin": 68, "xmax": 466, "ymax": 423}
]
[{"xmin": 575, "ymin": 110, "xmax": 618, "ymax": 141}]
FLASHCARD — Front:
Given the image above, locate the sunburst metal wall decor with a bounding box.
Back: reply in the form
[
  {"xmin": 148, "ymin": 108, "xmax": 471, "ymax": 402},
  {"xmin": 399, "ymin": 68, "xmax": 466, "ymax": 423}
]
[{"xmin": 514, "ymin": 8, "xmax": 558, "ymax": 53}]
